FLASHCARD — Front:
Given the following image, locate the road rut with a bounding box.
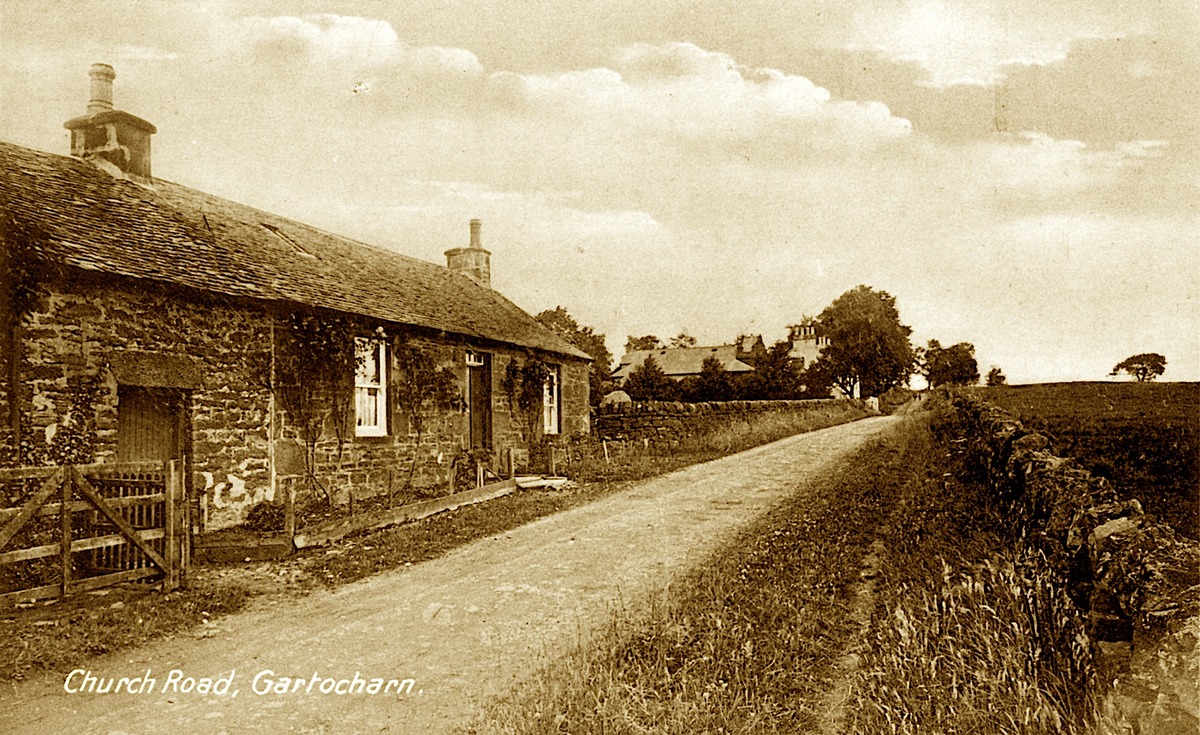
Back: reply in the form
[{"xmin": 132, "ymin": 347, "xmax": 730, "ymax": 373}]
[{"xmin": 1, "ymin": 415, "xmax": 895, "ymax": 734}]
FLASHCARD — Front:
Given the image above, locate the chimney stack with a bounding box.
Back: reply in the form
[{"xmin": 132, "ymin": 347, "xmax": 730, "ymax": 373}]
[
  {"xmin": 64, "ymin": 64, "xmax": 157, "ymax": 185},
  {"xmin": 445, "ymin": 219, "xmax": 492, "ymax": 288}
]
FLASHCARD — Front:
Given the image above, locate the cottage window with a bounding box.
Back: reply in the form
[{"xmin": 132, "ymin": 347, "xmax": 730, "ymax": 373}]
[
  {"xmin": 355, "ymin": 338, "xmax": 387, "ymax": 437},
  {"xmin": 543, "ymin": 366, "xmax": 561, "ymax": 435}
]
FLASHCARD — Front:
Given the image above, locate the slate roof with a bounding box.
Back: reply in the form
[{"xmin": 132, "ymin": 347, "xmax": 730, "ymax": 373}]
[
  {"xmin": 0, "ymin": 140, "xmax": 589, "ymax": 361},
  {"xmin": 612, "ymin": 344, "xmax": 754, "ymax": 381}
]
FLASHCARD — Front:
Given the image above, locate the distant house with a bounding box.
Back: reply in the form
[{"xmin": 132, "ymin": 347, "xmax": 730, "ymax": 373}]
[
  {"xmin": 784, "ymin": 322, "xmax": 829, "ymax": 370},
  {"xmin": 0, "ymin": 64, "xmax": 591, "ymax": 529},
  {"xmin": 612, "ymin": 341, "xmax": 760, "ymax": 383}
]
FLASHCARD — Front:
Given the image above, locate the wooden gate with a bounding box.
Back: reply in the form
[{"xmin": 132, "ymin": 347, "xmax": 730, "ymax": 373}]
[{"xmin": 0, "ymin": 461, "xmax": 187, "ymax": 605}]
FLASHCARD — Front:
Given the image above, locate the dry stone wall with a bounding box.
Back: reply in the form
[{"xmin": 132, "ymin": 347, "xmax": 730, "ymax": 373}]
[
  {"xmin": 593, "ymin": 398, "xmax": 862, "ymax": 446},
  {"xmin": 952, "ymin": 393, "xmax": 1199, "ymax": 734}
]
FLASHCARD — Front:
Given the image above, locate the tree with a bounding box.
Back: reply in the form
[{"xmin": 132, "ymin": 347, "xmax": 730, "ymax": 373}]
[
  {"xmin": 1110, "ymin": 353, "xmax": 1167, "ymax": 382},
  {"xmin": 812, "ymin": 285, "xmax": 915, "ymax": 397},
  {"xmin": 923, "ymin": 339, "xmax": 980, "ymax": 387},
  {"xmin": 625, "ymin": 334, "xmax": 663, "ymax": 352},
  {"xmin": 535, "ymin": 306, "xmax": 613, "ymax": 406},
  {"xmin": 798, "ymin": 360, "xmax": 834, "ymax": 398},
  {"xmin": 986, "ymin": 366, "xmax": 1007, "ymax": 386},
  {"xmin": 623, "ymin": 356, "xmax": 679, "ymax": 401},
  {"xmin": 684, "ymin": 355, "xmax": 732, "ymax": 401},
  {"xmin": 754, "ymin": 340, "xmax": 803, "ymax": 399},
  {"xmin": 501, "ymin": 354, "xmax": 551, "ymax": 442},
  {"xmin": 669, "ymin": 332, "xmax": 698, "ymax": 348}
]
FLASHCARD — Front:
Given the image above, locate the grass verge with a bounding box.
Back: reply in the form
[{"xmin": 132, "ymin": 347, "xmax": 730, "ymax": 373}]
[
  {"xmin": 0, "ymin": 406, "xmax": 867, "ymax": 683},
  {"xmin": 845, "ymin": 407, "xmax": 1099, "ymax": 734}
]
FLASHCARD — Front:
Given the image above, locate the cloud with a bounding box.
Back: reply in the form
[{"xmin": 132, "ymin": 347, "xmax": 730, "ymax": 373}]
[
  {"xmin": 843, "ymin": 0, "xmax": 1161, "ymax": 87},
  {"xmin": 490, "ymin": 42, "xmax": 912, "ymax": 157},
  {"xmin": 224, "ymin": 14, "xmax": 483, "ymax": 83},
  {"xmin": 4, "ymin": 5, "xmax": 1193, "ymax": 381},
  {"xmin": 233, "ymin": 14, "xmax": 401, "ymax": 62}
]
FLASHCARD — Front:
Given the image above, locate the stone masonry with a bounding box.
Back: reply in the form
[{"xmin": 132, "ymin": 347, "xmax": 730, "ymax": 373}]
[{"xmin": 1, "ymin": 272, "xmax": 589, "ymax": 530}]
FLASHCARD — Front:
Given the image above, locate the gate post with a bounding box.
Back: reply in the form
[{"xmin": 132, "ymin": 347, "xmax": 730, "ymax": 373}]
[
  {"xmin": 165, "ymin": 460, "xmax": 180, "ymax": 591},
  {"xmin": 60, "ymin": 468, "xmax": 72, "ymax": 599}
]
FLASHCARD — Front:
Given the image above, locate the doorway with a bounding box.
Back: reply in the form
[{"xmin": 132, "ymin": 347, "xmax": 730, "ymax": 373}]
[
  {"xmin": 117, "ymin": 386, "xmax": 185, "ymax": 463},
  {"xmin": 466, "ymin": 353, "xmax": 492, "ymax": 450}
]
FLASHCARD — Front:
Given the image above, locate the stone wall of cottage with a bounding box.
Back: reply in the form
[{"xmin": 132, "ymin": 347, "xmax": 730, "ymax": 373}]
[
  {"xmin": 1, "ymin": 274, "xmax": 590, "ymax": 530},
  {"xmin": 5, "ymin": 277, "xmax": 274, "ymax": 530},
  {"xmin": 275, "ymin": 336, "xmax": 591, "ymax": 513}
]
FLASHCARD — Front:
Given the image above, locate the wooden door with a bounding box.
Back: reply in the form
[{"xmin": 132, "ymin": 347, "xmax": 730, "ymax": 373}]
[
  {"xmin": 468, "ymin": 356, "xmax": 492, "ymax": 450},
  {"xmin": 117, "ymin": 387, "xmax": 182, "ymax": 463}
]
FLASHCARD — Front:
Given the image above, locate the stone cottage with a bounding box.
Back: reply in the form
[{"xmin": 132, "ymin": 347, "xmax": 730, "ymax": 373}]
[{"xmin": 0, "ymin": 64, "xmax": 590, "ymax": 529}]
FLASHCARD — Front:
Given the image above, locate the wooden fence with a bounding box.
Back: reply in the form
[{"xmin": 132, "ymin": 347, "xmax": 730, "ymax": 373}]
[{"xmin": 0, "ymin": 461, "xmax": 187, "ymax": 605}]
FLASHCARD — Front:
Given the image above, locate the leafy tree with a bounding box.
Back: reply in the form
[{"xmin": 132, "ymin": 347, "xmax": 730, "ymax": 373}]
[
  {"xmin": 1110, "ymin": 353, "xmax": 1167, "ymax": 382},
  {"xmin": 798, "ymin": 360, "xmax": 834, "ymax": 398},
  {"xmin": 986, "ymin": 366, "xmax": 1007, "ymax": 386},
  {"xmin": 535, "ymin": 306, "xmax": 612, "ymax": 406},
  {"xmin": 754, "ymin": 340, "xmax": 803, "ymax": 399},
  {"xmin": 812, "ymin": 285, "xmax": 915, "ymax": 397},
  {"xmin": 669, "ymin": 332, "xmax": 698, "ymax": 348},
  {"xmin": 683, "ymin": 355, "xmax": 732, "ymax": 402},
  {"xmin": 274, "ymin": 311, "xmax": 361, "ymax": 505},
  {"xmin": 623, "ymin": 356, "xmax": 679, "ymax": 401},
  {"xmin": 625, "ymin": 334, "xmax": 663, "ymax": 352},
  {"xmin": 923, "ymin": 339, "xmax": 980, "ymax": 387},
  {"xmin": 726, "ymin": 341, "xmax": 804, "ymax": 400}
]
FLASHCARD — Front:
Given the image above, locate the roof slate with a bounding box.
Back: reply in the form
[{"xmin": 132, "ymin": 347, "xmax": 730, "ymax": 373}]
[
  {"xmin": 0, "ymin": 141, "xmax": 589, "ymax": 361},
  {"xmin": 612, "ymin": 344, "xmax": 754, "ymax": 380}
]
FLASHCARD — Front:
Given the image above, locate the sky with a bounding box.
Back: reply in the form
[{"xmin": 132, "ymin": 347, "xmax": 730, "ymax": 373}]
[{"xmin": 0, "ymin": 0, "xmax": 1196, "ymax": 383}]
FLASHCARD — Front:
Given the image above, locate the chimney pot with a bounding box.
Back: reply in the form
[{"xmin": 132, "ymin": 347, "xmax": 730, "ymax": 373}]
[
  {"xmin": 469, "ymin": 218, "xmax": 483, "ymax": 248},
  {"xmin": 88, "ymin": 63, "xmax": 116, "ymax": 114}
]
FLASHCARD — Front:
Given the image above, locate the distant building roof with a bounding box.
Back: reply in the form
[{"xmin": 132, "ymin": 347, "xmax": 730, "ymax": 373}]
[
  {"xmin": 612, "ymin": 344, "xmax": 754, "ymax": 381},
  {"xmin": 0, "ymin": 141, "xmax": 588, "ymax": 361}
]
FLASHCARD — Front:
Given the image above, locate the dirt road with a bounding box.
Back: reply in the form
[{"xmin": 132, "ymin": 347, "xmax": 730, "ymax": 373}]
[{"xmin": 1, "ymin": 416, "xmax": 895, "ymax": 735}]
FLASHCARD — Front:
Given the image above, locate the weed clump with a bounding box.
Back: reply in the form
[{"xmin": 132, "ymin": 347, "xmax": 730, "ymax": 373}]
[{"xmin": 243, "ymin": 500, "xmax": 286, "ymax": 533}]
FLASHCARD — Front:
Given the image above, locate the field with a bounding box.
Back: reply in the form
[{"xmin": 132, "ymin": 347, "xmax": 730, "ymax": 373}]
[{"xmin": 979, "ymin": 381, "xmax": 1198, "ymax": 538}]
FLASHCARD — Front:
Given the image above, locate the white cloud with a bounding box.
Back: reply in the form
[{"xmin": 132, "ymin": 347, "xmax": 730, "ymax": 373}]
[
  {"xmin": 492, "ymin": 42, "xmax": 911, "ymax": 153},
  {"xmin": 845, "ymin": 0, "xmax": 1148, "ymax": 86},
  {"xmin": 234, "ymin": 14, "xmax": 401, "ymax": 62},
  {"xmin": 227, "ymin": 14, "xmax": 482, "ymax": 78}
]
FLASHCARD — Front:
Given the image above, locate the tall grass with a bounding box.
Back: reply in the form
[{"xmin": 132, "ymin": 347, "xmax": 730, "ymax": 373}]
[
  {"xmin": 846, "ymin": 407, "xmax": 1100, "ymax": 735},
  {"xmin": 848, "ymin": 553, "xmax": 1097, "ymax": 734}
]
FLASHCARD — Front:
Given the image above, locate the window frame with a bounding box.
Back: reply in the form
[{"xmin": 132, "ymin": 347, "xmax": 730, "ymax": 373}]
[
  {"xmin": 542, "ymin": 365, "xmax": 561, "ymax": 435},
  {"xmin": 354, "ymin": 337, "xmax": 388, "ymax": 438}
]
